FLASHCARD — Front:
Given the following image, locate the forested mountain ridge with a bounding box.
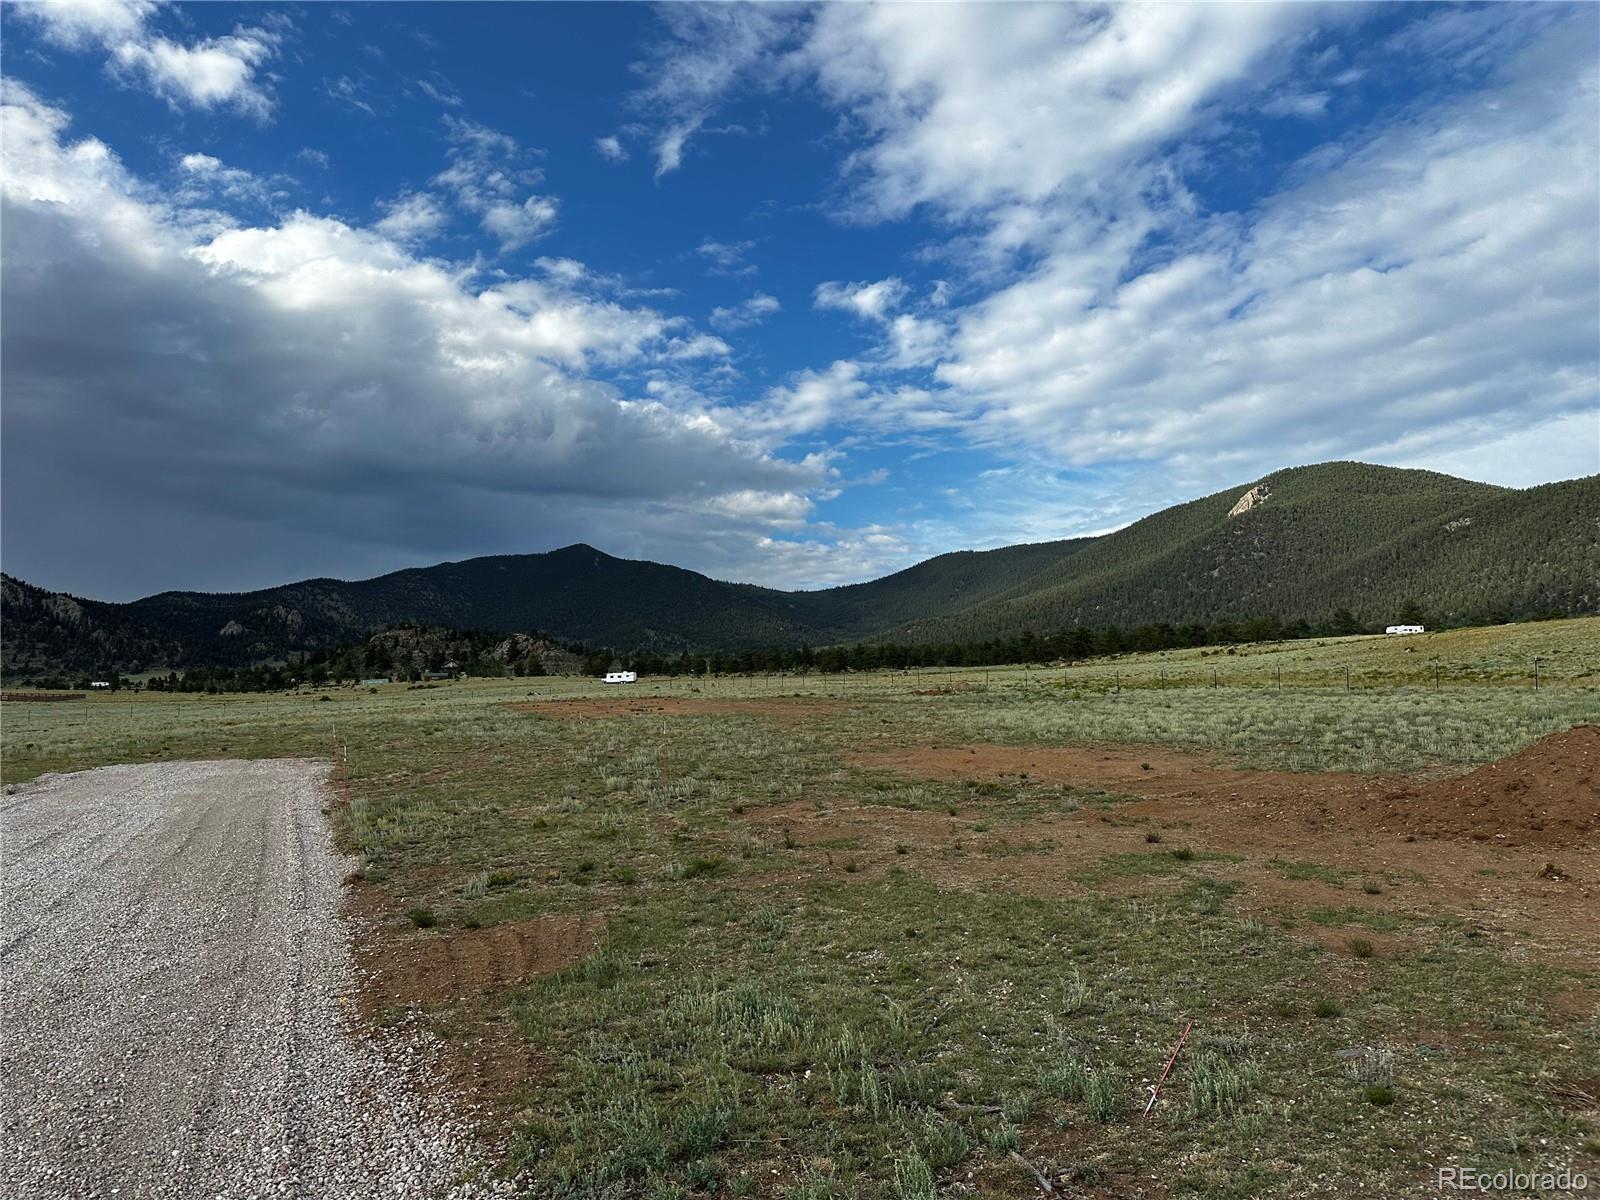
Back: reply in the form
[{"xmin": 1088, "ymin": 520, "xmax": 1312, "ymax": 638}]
[
  {"xmin": 888, "ymin": 464, "xmax": 1598, "ymax": 642},
  {"xmin": 3, "ymin": 462, "xmax": 1595, "ymax": 678}
]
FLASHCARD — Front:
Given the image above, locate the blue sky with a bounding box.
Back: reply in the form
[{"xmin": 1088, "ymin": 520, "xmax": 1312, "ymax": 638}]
[{"xmin": 2, "ymin": 1, "xmax": 1596, "ymax": 600}]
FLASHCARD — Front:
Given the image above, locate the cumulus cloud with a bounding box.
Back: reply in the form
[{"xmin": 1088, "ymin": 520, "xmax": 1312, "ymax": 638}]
[
  {"xmin": 814, "ymin": 279, "xmax": 946, "ymax": 369},
  {"xmin": 932, "ymin": 14, "xmax": 1600, "ymax": 482},
  {"xmin": 801, "ymin": 3, "xmax": 1320, "ymax": 224},
  {"xmin": 18, "ymin": 0, "xmax": 283, "ymax": 117},
  {"xmin": 709, "ymin": 292, "xmax": 780, "ymax": 331},
  {"xmin": 595, "ymin": 134, "xmax": 628, "ymax": 162},
  {"xmin": 640, "ymin": 1, "xmax": 1595, "ymax": 496},
  {"xmin": 813, "ymin": 278, "xmax": 905, "ymax": 322},
  {"xmin": 0, "ymin": 83, "xmax": 824, "ymax": 597},
  {"xmin": 174, "ymin": 150, "xmax": 281, "ymax": 208},
  {"xmin": 111, "ymin": 24, "xmax": 281, "ymax": 118},
  {"xmin": 432, "ymin": 115, "xmax": 558, "ymax": 251},
  {"xmin": 373, "ymin": 191, "xmax": 447, "ymax": 243},
  {"xmin": 15, "ymin": 0, "xmax": 156, "ymax": 50}
]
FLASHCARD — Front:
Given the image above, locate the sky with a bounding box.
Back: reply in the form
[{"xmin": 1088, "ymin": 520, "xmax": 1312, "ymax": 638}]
[{"xmin": 2, "ymin": 1, "xmax": 1597, "ymax": 602}]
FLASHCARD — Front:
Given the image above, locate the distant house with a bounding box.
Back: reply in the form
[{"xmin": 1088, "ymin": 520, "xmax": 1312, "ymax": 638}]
[
  {"xmin": 1385, "ymin": 624, "xmax": 1425, "ymax": 635},
  {"xmin": 89, "ymin": 680, "xmax": 111, "ymax": 689},
  {"xmin": 602, "ymin": 670, "xmax": 638, "ymax": 684},
  {"xmin": 358, "ymin": 677, "xmax": 391, "ymax": 687}
]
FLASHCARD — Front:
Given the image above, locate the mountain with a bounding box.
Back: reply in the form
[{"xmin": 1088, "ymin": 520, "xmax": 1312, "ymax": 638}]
[
  {"xmin": 888, "ymin": 464, "xmax": 1599, "ymax": 641},
  {"xmin": 4, "ymin": 462, "xmax": 1596, "ymax": 677}
]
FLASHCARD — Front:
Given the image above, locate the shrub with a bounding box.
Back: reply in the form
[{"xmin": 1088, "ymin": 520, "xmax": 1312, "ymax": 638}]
[
  {"xmin": 406, "ymin": 907, "xmax": 436, "ymax": 928},
  {"xmin": 1183, "ymin": 1050, "xmax": 1261, "ymax": 1119},
  {"xmin": 892, "ymin": 1153, "xmax": 936, "ymax": 1200},
  {"xmin": 1083, "ymin": 1071, "xmax": 1126, "ymax": 1123}
]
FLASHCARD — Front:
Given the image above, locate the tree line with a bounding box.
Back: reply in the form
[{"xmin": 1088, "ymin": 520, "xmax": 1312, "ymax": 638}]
[{"xmin": 42, "ymin": 603, "xmax": 1571, "ymax": 694}]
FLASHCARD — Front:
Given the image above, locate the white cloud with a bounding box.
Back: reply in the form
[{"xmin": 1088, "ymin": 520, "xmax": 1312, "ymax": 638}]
[
  {"xmin": 696, "ymin": 238, "xmax": 755, "ymax": 276},
  {"xmin": 802, "ymin": 3, "xmax": 1320, "ymax": 223},
  {"xmin": 595, "ymin": 135, "xmax": 628, "ymax": 163},
  {"xmin": 0, "ymin": 82, "xmax": 829, "ymax": 595},
  {"xmin": 534, "ymin": 256, "xmax": 588, "ymax": 284},
  {"xmin": 325, "ymin": 74, "xmax": 376, "ymax": 116},
  {"xmin": 295, "ymin": 147, "xmax": 331, "ymax": 169},
  {"xmin": 709, "ymin": 292, "xmax": 780, "ymax": 331},
  {"xmin": 14, "ymin": 0, "xmax": 156, "ymax": 51},
  {"xmin": 374, "ymin": 191, "xmax": 447, "ymax": 243},
  {"xmin": 416, "ymin": 77, "xmax": 462, "ymax": 108},
  {"xmin": 111, "ymin": 26, "xmax": 280, "ymax": 117},
  {"xmin": 813, "ymin": 277, "xmax": 906, "ymax": 322},
  {"xmin": 814, "ymin": 278, "xmax": 946, "ymax": 368},
  {"xmin": 431, "ymin": 115, "xmax": 558, "ymax": 251},
  {"xmin": 174, "ymin": 150, "xmax": 279, "ymax": 207},
  {"xmin": 629, "ymin": 3, "xmax": 797, "ymax": 178},
  {"xmin": 481, "ymin": 195, "xmax": 558, "ymax": 250},
  {"xmin": 929, "ymin": 15, "xmax": 1599, "ymax": 485},
  {"xmin": 17, "ymin": 1, "xmax": 283, "ymax": 118}
]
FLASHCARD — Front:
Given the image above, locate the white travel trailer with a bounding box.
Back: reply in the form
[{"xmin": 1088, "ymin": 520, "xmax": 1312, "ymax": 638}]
[
  {"xmin": 602, "ymin": 670, "xmax": 638, "ymax": 684},
  {"xmin": 1385, "ymin": 624, "xmax": 1425, "ymax": 635}
]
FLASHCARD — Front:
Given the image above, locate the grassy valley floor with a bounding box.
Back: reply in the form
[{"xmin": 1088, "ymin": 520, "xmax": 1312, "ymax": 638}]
[{"xmin": 4, "ymin": 619, "xmax": 1599, "ymax": 1198}]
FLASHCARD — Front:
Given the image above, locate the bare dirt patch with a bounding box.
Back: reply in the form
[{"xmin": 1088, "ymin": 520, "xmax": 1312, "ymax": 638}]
[
  {"xmin": 507, "ymin": 696, "xmax": 848, "ymax": 720},
  {"xmin": 768, "ymin": 729, "xmax": 1600, "ymax": 967},
  {"xmin": 349, "ymin": 894, "xmax": 604, "ymax": 1014},
  {"xmin": 1356, "ymin": 724, "xmax": 1600, "ymax": 848},
  {"xmin": 847, "ymin": 725, "xmax": 1600, "ymax": 849},
  {"xmin": 344, "ymin": 884, "xmax": 604, "ymax": 1110}
]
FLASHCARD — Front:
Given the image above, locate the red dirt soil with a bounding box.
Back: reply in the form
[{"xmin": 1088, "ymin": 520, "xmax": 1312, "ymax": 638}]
[
  {"xmin": 353, "ymin": 911, "xmax": 605, "ymax": 1013},
  {"xmin": 847, "ymin": 724, "xmax": 1600, "ymax": 849},
  {"xmin": 507, "ymin": 697, "xmax": 847, "ymax": 720},
  {"xmin": 1358, "ymin": 724, "xmax": 1600, "ymax": 848},
  {"xmin": 762, "ymin": 726, "xmax": 1600, "ymax": 967}
]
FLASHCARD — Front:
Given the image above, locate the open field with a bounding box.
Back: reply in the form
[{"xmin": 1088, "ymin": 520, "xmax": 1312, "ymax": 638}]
[{"xmin": 3, "ymin": 619, "xmax": 1599, "ymax": 1198}]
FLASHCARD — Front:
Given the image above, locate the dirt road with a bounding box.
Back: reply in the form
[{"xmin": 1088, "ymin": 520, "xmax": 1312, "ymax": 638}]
[{"xmin": 1, "ymin": 759, "xmax": 503, "ymax": 1199}]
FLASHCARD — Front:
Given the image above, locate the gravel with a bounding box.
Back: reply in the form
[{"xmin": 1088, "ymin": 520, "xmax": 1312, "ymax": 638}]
[{"xmin": 1, "ymin": 758, "xmax": 513, "ymax": 1199}]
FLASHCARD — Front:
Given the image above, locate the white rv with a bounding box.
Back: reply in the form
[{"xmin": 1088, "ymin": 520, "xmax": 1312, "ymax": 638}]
[
  {"xmin": 1384, "ymin": 624, "xmax": 1425, "ymax": 636},
  {"xmin": 602, "ymin": 670, "xmax": 638, "ymax": 684}
]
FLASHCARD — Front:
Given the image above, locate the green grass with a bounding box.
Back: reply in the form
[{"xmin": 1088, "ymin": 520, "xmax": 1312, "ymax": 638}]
[{"xmin": 3, "ymin": 619, "xmax": 1598, "ymax": 1197}]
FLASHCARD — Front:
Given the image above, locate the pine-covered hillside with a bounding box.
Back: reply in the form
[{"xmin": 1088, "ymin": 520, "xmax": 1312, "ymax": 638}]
[
  {"xmin": 3, "ymin": 462, "xmax": 1595, "ymax": 677},
  {"xmin": 890, "ymin": 464, "xmax": 1599, "ymax": 642}
]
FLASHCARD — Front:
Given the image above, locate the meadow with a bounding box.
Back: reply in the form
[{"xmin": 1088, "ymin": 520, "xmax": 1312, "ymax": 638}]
[{"xmin": 4, "ymin": 619, "xmax": 1599, "ymax": 1198}]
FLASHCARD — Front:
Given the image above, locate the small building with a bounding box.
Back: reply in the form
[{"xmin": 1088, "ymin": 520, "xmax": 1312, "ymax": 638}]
[
  {"xmin": 1384, "ymin": 624, "xmax": 1425, "ymax": 636},
  {"xmin": 89, "ymin": 680, "xmax": 111, "ymax": 689},
  {"xmin": 602, "ymin": 670, "xmax": 638, "ymax": 684}
]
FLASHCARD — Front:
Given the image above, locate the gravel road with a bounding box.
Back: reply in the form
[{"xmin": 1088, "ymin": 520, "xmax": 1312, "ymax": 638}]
[{"xmin": 1, "ymin": 758, "xmax": 507, "ymax": 1200}]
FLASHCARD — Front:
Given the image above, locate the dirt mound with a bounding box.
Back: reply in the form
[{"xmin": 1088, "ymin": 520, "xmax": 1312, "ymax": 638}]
[
  {"xmin": 508, "ymin": 697, "xmax": 846, "ymax": 720},
  {"xmin": 356, "ymin": 913, "xmax": 605, "ymax": 1014},
  {"xmin": 1365, "ymin": 725, "xmax": 1600, "ymax": 848}
]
